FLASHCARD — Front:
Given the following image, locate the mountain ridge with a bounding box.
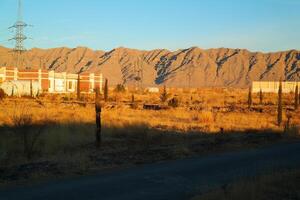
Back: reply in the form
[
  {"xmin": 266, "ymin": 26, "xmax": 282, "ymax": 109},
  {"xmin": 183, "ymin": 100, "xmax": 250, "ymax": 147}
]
[{"xmin": 0, "ymin": 45, "xmax": 299, "ymax": 88}]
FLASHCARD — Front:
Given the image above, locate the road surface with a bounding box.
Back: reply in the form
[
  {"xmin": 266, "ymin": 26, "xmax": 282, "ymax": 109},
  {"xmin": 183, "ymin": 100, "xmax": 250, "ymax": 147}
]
[{"xmin": 1, "ymin": 142, "xmax": 300, "ymax": 200}]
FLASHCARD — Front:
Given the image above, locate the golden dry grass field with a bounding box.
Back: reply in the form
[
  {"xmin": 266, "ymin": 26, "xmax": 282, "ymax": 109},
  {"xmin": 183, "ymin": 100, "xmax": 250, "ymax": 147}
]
[{"xmin": 0, "ymin": 88, "xmax": 299, "ymax": 185}]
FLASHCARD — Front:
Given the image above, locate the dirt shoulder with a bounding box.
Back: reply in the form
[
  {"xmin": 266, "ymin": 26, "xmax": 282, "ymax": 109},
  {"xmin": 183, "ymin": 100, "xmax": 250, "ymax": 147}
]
[{"xmin": 192, "ymin": 169, "xmax": 300, "ymax": 200}]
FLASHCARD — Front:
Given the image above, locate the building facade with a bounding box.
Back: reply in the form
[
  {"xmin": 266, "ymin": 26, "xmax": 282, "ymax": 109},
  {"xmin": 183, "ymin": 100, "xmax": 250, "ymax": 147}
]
[
  {"xmin": 252, "ymin": 81, "xmax": 300, "ymax": 93},
  {"xmin": 0, "ymin": 67, "xmax": 103, "ymax": 94}
]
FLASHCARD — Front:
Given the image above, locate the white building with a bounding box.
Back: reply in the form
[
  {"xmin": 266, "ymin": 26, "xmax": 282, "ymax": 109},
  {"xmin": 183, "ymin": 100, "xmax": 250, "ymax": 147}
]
[{"xmin": 252, "ymin": 81, "xmax": 300, "ymax": 93}]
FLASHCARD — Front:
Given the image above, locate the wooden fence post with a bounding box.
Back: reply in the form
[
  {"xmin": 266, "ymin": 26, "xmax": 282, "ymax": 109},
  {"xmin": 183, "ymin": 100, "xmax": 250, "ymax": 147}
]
[
  {"xmin": 30, "ymin": 80, "xmax": 33, "ymax": 97},
  {"xmin": 220, "ymin": 127, "xmax": 224, "ymax": 134},
  {"xmin": 284, "ymin": 114, "xmax": 292, "ymax": 134},
  {"xmin": 95, "ymin": 89, "xmax": 102, "ymax": 148},
  {"xmin": 277, "ymin": 80, "xmax": 283, "ymax": 126},
  {"xmin": 77, "ymin": 74, "xmax": 81, "ymax": 101}
]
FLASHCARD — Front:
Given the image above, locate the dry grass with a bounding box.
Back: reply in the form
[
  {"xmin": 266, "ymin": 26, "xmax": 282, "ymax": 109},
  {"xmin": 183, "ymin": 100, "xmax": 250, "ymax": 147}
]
[
  {"xmin": 0, "ymin": 88, "xmax": 299, "ymax": 185},
  {"xmin": 192, "ymin": 169, "xmax": 300, "ymax": 200}
]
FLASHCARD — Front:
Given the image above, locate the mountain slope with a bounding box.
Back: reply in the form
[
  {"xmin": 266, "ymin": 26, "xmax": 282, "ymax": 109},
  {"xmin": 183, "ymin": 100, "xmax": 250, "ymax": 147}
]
[{"xmin": 0, "ymin": 46, "xmax": 299, "ymax": 87}]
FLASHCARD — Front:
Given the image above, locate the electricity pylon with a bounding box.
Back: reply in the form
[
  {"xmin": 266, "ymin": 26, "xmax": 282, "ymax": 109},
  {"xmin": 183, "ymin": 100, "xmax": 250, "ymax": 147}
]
[
  {"xmin": 133, "ymin": 56, "xmax": 144, "ymax": 91},
  {"xmin": 187, "ymin": 64, "xmax": 196, "ymax": 88},
  {"xmin": 9, "ymin": 0, "xmax": 30, "ymax": 69}
]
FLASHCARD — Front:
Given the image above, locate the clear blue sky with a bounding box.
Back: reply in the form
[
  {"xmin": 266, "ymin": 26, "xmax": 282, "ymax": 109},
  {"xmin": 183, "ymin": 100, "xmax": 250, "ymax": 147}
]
[{"xmin": 0, "ymin": 0, "xmax": 299, "ymax": 52}]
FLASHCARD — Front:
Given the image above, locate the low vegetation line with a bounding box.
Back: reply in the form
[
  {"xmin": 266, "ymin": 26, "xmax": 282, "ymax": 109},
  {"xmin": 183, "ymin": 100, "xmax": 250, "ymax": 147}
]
[{"xmin": 0, "ymin": 86, "xmax": 299, "ymax": 186}]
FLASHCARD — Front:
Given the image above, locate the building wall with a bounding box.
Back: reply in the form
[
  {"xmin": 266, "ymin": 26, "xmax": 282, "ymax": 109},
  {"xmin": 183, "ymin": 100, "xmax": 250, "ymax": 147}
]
[
  {"xmin": 0, "ymin": 67, "xmax": 103, "ymax": 94},
  {"xmin": 0, "ymin": 81, "xmax": 40, "ymax": 97},
  {"xmin": 252, "ymin": 81, "xmax": 300, "ymax": 93}
]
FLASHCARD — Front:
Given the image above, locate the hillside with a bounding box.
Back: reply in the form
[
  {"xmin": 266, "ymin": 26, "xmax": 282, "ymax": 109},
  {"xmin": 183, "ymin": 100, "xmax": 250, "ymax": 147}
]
[{"xmin": 0, "ymin": 46, "xmax": 299, "ymax": 87}]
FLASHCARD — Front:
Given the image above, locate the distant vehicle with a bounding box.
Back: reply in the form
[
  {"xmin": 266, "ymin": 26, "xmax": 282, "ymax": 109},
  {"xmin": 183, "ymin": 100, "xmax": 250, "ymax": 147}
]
[{"xmin": 147, "ymin": 87, "xmax": 160, "ymax": 93}]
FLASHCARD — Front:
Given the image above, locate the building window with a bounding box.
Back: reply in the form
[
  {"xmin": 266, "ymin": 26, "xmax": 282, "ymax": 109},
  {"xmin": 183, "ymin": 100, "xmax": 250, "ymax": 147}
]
[{"xmin": 68, "ymin": 81, "xmax": 73, "ymax": 90}]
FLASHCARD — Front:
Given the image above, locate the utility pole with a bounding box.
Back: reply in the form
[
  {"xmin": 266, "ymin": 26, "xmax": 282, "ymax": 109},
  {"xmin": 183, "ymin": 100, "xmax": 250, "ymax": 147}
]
[
  {"xmin": 137, "ymin": 56, "xmax": 144, "ymax": 91},
  {"xmin": 39, "ymin": 57, "xmax": 45, "ymax": 70},
  {"xmin": 133, "ymin": 60, "xmax": 138, "ymax": 89},
  {"xmin": 65, "ymin": 56, "xmax": 68, "ymax": 71},
  {"xmin": 132, "ymin": 57, "xmax": 143, "ymax": 91},
  {"xmin": 186, "ymin": 65, "xmax": 195, "ymax": 88},
  {"xmin": 9, "ymin": 0, "xmax": 29, "ymax": 69}
]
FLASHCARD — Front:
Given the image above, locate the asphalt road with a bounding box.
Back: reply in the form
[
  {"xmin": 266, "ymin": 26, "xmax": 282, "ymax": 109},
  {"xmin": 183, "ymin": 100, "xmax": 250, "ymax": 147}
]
[{"xmin": 1, "ymin": 142, "xmax": 300, "ymax": 200}]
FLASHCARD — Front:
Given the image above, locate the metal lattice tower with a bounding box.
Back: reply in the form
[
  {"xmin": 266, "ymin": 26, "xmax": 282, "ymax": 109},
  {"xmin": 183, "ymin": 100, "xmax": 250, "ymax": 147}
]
[
  {"xmin": 9, "ymin": 0, "xmax": 28, "ymax": 68},
  {"xmin": 138, "ymin": 57, "xmax": 144, "ymax": 90},
  {"xmin": 133, "ymin": 56, "xmax": 144, "ymax": 90},
  {"xmin": 186, "ymin": 64, "xmax": 195, "ymax": 88}
]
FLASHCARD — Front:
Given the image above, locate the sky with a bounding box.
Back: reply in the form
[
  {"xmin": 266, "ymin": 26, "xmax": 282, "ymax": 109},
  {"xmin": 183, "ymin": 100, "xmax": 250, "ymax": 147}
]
[{"xmin": 0, "ymin": 0, "xmax": 299, "ymax": 52}]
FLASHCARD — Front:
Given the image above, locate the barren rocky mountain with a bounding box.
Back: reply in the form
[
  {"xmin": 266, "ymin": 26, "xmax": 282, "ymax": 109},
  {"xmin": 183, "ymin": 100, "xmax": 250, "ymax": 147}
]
[{"xmin": 0, "ymin": 45, "xmax": 299, "ymax": 87}]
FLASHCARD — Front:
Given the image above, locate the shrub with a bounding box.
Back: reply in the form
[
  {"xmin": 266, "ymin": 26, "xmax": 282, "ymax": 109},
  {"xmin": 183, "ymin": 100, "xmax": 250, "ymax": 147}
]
[
  {"xmin": 160, "ymin": 85, "xmax": 169, "ymax": 103},
  {"xmin": 62, "ymin": 95, "xmax": 70, "ymax": 101},
  {"xmin": 11, "ymin": 111, "xmax": 34, "ymax": 160},
  {"xmin": 0, "ymin": 88, "xmax": 5, "ymax": 101},
  {"xmin": 130, "ymin": 103, "xmax": 138, "ymax": 109},
  {"xmin": 168, "ymin": 97, "xmax": 179, "ymax": 108},
  {"xmin": 11, "ymin": 113, "xmax": 33, "ymax": 128},
  {"xmin": 191, "ymin": 111, "xmax": 214, "ymax": 123},
  {"xmin": 198, "ymin": 111, "xmax": 214, "ymax": 123},
  {"xmin": 10, "ymin": 105, "xmax": 48, "ymax": 160},
  {"xmin": 114, "ymin": 84, "xmax": 126, "ymax": 93}
]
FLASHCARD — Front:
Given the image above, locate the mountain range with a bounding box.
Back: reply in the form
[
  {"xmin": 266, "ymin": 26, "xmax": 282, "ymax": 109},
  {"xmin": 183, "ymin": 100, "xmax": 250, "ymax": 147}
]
[{"xmin": 0, "ymin": 45, "xmax": 299, "ymax": 88}]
